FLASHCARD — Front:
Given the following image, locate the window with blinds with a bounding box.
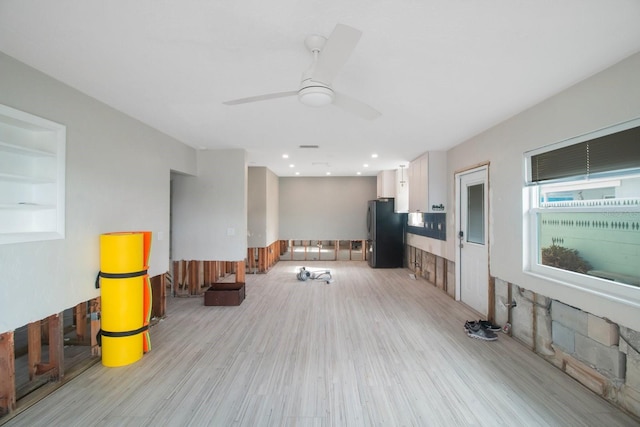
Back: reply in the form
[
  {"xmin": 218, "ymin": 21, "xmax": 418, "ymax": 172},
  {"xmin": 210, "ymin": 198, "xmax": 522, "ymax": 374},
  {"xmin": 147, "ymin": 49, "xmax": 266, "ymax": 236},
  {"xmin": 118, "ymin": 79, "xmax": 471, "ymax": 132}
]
[
  {"xmin": 527, "ymin": 120, "xmax": 640, "ymax": 184},
  {"xmin": 524, "ymin": 118, "xmax": 640, "ymax": 302}
]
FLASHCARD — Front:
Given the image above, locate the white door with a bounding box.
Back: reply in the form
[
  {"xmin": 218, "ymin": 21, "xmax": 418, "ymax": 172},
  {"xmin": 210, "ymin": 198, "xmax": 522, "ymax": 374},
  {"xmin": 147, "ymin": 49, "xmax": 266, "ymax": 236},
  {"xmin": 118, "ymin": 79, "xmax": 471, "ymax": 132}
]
[{"xmin": 455, "ymin": 167, "xmax": 489, "ymax": 316}]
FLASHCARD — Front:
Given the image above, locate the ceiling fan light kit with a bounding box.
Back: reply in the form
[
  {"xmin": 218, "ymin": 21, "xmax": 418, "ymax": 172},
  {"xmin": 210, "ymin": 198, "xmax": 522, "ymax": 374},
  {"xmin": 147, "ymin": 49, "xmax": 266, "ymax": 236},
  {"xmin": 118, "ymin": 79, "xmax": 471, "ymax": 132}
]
[{"xmin": 298, "ymin": 86, "xmax": 334, "ymax": 107}]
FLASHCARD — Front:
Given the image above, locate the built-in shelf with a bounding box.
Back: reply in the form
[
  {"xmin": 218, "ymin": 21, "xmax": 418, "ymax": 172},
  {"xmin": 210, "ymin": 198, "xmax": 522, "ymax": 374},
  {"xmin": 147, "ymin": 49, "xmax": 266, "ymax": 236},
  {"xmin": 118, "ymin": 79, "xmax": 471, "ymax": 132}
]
[
  {"xmin": 0, "ymin": 104, "xmax": 66, "ymax": 244},
  {"xmin": 0, "ymin": 203, "xmax": 57, "ymax": 210},
  {"xmin": 0, "ymin": 140, "xmax": 55, "ymax": 157},
  {"xmin": 0, "ymin": 172, "xmax": 56, "ymax": 183}
]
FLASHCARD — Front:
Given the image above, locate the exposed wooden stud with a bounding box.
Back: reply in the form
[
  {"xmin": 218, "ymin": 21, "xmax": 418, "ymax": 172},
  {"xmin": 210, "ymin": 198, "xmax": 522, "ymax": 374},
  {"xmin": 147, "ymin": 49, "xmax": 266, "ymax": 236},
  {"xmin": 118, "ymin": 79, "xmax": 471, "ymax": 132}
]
[
  {"xmin": 228, "ymin": 261, "xmax": 234, "ymax": 276},
  {"xmin": 27, "ymin": 322, "xmax": 41, "ymax": 381},
  {"xmin": 159, "ymin": 274, "xmax": 166, "ymax": 316},
  {"xmin": 246, "ymin": 248, "xmax": 254, "ymax": 273},
  {"xmin": 258, "ymin": 248, "xmax": 267, "ymax": 272},
  {"xmin": 202, "ymin": 261, "xmax": 209, "ymax": 286},
  {"xmin": 150, "ymin": 275, "xmax": 166, "ymax": 319},
  {"xmin": 180, "ymin": 260, "xmax": 188, "ymax": 292},
  {"xmin": 267, "ymin": 245, "xmax": 272, "ymax": 268},
  {"xmin": 174, "ymin": 261, "xmax": 180, "ymax": 292},
  {"xmin": 236, "ymin": 261, "xmax": 245, "ymax": 283},
  {"xmin": 90, "ymin": 297, "xmax": 101, "ymax": 357},
  {"xmin": 36, "ymin": 314, "xmax": 61, "ymax": 378},
  {"xmin": 0, "ymin": 331, "xmax": 16, "ymax": 415},
  {"xmin": 488, "ymin": 276, "xmax": 496, "ymax": 323},
  {"xmin": 189, "ymin": 260, "xmax": 200, "ymax": 294},
  {"xmin": 40, "ymin": 317, "xmax": 49, "ymax": 344},
  {"xmin": 209, "ymin": 261, "xmax": 215, "ymax": 283},
  {"xmin": 75, "ymin": 302, "xmax": 87, "ymax": 343},
  {"xmin": 46, "ymin": 313, "xmax": 64, "ymax": 381},
  {"xmin": 442, "ymin": 258, "xmax": 448, "ymax": 294},
  {"xmin": 246, "ymin": 241, "xmax": 282, "ymax": 273}
]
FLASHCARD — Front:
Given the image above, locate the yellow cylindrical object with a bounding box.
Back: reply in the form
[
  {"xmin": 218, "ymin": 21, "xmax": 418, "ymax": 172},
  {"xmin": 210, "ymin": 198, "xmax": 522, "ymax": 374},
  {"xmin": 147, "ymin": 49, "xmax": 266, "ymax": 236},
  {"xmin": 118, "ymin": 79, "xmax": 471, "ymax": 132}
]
[
  {"xmin": 100, "ymin": 232, "xmax": 143, "ymax": 274},
  {"xmin": 100, "ymin": 232, "xmax": 144, "ymax": 367}
]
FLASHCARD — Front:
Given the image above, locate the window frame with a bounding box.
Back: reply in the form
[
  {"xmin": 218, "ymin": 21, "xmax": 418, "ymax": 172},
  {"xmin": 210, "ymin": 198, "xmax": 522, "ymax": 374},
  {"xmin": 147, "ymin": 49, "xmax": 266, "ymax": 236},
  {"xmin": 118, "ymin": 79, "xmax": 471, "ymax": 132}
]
[{"xmin": 523, "ymin": 117, "xmax": 640, "ymax": 308}]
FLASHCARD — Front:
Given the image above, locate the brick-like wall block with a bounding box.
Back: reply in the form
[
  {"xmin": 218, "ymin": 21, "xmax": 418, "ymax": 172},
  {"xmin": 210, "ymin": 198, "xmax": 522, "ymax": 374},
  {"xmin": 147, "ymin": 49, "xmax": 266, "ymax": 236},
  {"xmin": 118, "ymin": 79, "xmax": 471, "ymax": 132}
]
[
  {"xmin": 552, "ymin": 321, "xmax": 576, "ymax": 353},
  {"xmin": 588, "ymin": 314, "xmax": 619, "ymax": 346},
  {"xmin": 551, "ymin": 300, "xmax": 588, "ymax": 335},
  {"xmin": 575, "ymin": 333, "xmax": 626, "ymax": 379}
]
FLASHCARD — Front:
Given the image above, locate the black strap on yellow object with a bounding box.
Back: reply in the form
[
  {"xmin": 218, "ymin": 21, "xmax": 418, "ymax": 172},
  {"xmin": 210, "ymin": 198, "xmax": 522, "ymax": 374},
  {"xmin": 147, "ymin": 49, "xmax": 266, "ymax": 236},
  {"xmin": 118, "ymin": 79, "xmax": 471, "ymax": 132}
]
[
  {"xmin": 94, "ymin": 269, "xmax": 148, "ymax": 289},
  {"xmin": 96, "ymin": 325, "xmax": 149, "ymax": 346}
]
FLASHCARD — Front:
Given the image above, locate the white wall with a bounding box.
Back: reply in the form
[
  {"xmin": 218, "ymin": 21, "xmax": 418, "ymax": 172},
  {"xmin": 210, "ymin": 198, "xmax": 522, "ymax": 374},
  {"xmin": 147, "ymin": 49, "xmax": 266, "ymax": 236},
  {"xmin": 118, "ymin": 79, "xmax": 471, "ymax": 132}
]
[
  {"xmin": 0, "ymin": 53, "xmax": 197, "ymax": 333},
  {"xmin": 248, "ymin": 167, "xmax": 267, "ymax": 248},
  {"xmin": 279, "ymin": 177, "xmax": 376, "ymax": 239},
  {"xmin": 171, "ymin": 149, "xmax": 247, "ymax": 261},
  {"xmin": 446, "ymin": 52, "xmax": 640, "ymax": 331},
  {"xmin": 248, "ymin": 167, "xmax": 280, "ymax": 247},
  {"xmin": 266, "ymin": 168, "xmax": 279, "ymax": 245}
]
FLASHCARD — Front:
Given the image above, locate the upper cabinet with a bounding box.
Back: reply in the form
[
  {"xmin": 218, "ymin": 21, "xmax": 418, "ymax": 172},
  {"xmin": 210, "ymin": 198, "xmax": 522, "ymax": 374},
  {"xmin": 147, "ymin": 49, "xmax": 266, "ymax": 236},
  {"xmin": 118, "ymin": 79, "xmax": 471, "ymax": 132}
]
[
  {"xmin": 394, "ymin": 165, "xmax": 409, "ymax": 213},
  {"xmin": 408, "ymin": 151, "xmax": 446, "ymax": 213},
  {"xmin": 376, "ymin": 170, "xmax": 395, "ymax": 198},
  {"xmin": 0, "ymin": 104, "xmax": 66, "ymax": 244},
  {"xmin": 376, "ymin": 168, "xmax": 409, "ymax": 212}
]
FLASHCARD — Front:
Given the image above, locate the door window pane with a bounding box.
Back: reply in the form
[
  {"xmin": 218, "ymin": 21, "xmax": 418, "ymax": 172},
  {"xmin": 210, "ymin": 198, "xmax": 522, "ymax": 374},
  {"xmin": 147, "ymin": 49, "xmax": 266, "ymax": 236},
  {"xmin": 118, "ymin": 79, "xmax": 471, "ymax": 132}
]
[{"xmin": 467, "ymin": 184, "xmax": 485, "ymax": 244}]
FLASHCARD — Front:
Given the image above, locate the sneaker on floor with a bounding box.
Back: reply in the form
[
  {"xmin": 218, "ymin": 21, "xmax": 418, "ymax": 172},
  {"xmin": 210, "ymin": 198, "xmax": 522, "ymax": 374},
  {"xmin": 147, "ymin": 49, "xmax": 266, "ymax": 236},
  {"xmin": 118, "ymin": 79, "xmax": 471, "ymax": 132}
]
[
  {"xmin": 464, "ymin": 320, "xmax": 477, "ymax": 332},
  {"xmin": 466, "ymin": 322, "xmax": 498, "ymax": 341},
  {"xmin": 478, "ymin": 320, "xmax": 501, "ymax": 332}
]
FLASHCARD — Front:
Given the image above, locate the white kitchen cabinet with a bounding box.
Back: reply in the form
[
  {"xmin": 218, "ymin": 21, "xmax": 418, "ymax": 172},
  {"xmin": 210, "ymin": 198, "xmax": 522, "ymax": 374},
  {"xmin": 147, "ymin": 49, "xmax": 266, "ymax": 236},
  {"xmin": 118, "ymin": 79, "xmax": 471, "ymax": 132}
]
[
  {"xmin": 408, "ymin": 151, "xmax": 446, "ymax": 213},
  {"xmin": 394, "ymin": 165, "xmax": 409, "ymax": 212},
  {"xmin": 376, "ymin": 170, "xmax": 395, "ymax": 198},
  {"xmin": 0, "ymin": 104, "xmax": 66, "ymax": 244},
  {"xmin": 376, "ymin": 169, "xmax": 409, "ymax": 212}
]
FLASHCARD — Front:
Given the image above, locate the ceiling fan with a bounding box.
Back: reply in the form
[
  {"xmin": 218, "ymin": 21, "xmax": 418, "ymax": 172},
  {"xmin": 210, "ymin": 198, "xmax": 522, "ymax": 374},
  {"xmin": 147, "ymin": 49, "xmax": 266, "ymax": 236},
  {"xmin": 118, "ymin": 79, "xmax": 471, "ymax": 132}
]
[{"xmin": 223, "ymin": 24, "xmax": 381, "ymax": 120}]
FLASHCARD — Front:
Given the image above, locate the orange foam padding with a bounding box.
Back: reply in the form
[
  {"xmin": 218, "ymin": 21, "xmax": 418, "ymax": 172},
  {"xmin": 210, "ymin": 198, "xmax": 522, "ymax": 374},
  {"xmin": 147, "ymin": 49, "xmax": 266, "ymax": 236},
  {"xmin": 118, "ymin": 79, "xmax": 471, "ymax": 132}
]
[{"xmin": 131, "ymin": 230, "xmax": 152, "ymax": 268}]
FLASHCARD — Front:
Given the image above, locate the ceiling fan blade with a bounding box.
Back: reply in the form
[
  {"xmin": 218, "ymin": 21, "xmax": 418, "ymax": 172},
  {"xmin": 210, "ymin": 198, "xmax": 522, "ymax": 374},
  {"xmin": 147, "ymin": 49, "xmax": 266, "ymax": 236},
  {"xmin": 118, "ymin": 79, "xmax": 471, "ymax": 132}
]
[
  {"xmin": 312, "ymin": 24, "xmax": 362, "ymax": 86},
  {"xmin": 333, "ymin": 92, "xmax": 381, "ymax": 120},
  {"xmin": 223, "ymin": 91, "xmax": 298, "ymax": 105}
]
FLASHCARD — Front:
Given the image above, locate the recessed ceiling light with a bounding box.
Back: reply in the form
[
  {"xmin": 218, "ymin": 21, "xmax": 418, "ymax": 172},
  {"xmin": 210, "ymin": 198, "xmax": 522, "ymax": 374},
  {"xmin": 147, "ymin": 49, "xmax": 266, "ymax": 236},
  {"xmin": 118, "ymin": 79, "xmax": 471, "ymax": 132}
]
[
  {"xmin": 363, "ymin": 164, "xmax": 369, "ymax": 168},
  {"xmin": 371, "ymin": 153, "xmax": 378, "ymax": 158},
  {"xmin": 289, "ymin": 164, "xmax": 295, "ymax": 168},
  {"xmin": 295, "ymin": 171, "xmax": 300, "ymax": 175},
  {"xmin": 282, "ymin": 154, "xmax": 289, "ymax": 159},
  {"xmin": 356, "ymin": 172, "xmax": 361, "ymax": 175},
  {"xmin": 326, "ymin": 172, "xmax": 331, "ymax": 175}
]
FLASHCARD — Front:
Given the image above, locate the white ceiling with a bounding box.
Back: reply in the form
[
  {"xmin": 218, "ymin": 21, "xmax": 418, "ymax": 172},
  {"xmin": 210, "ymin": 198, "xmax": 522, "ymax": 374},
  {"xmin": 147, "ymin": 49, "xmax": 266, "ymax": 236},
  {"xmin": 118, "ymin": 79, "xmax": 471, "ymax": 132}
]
[{"xmin": 1, "ymin": 1, "xmax": 639, "ymax": 177}]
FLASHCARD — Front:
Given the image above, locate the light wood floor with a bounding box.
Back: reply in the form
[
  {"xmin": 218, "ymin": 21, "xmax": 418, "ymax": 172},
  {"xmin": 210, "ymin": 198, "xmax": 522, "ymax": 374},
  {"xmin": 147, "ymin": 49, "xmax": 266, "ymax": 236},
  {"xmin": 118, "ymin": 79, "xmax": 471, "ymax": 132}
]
[{"xmin": 4, "ymin": 261, "xmax": 639, "ymax": 426}]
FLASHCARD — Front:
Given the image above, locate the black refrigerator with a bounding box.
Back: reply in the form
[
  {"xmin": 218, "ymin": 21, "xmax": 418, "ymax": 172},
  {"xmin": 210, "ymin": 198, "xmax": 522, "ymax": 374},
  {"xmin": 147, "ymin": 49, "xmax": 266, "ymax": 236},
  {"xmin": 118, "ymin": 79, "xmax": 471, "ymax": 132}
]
[{"xmin": 366, "ymin": 198, "xmax": 406, "ymax": 268}]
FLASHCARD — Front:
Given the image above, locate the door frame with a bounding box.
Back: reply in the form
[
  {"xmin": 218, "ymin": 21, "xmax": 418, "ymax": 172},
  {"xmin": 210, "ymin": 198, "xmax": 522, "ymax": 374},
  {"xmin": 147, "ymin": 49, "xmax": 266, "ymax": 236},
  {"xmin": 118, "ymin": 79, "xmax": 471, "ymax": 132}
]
[{"xmin": 454, "ymin": 164, "xmax": 490, "ymax": 311}]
